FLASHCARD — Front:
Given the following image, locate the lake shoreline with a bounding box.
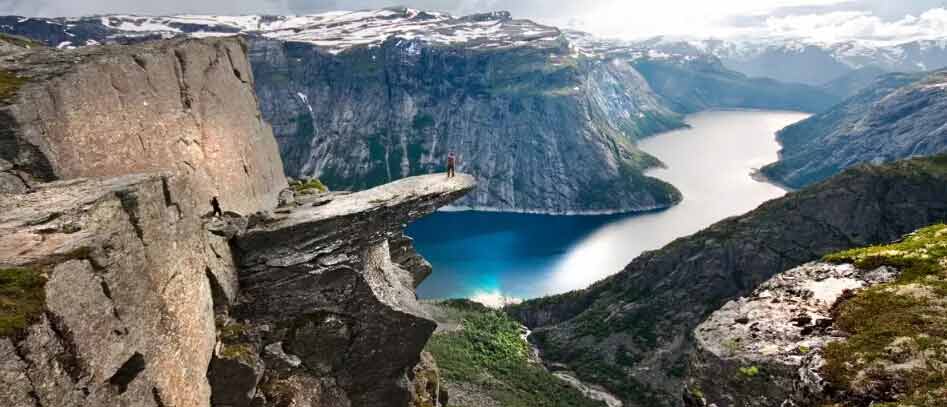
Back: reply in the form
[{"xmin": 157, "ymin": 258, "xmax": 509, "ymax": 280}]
[
  {"xmin": 439, "ymin": 203, "xmax": 672, "ymax": 217},
  {"xmin": 412, "ymin": 110, "xmax": 811, "ymax": 301}
]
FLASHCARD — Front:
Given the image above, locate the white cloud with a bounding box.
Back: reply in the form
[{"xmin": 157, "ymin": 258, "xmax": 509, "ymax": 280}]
[
  {"xmin": 754, "ymin": 8, "xmax": 947, "ymax": 44},
  {"xmin": 469, "ymin": 290, "xmax": 521, "ymax": 309},
  {"xmin": 557, "ymin": 0, "xmax": 855, "ymax": 40}
]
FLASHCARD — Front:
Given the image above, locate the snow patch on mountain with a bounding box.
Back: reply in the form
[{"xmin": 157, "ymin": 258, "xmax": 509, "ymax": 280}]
[{"xmin": 89, "ymin": 8, "xmax": 562, "ymax": 54}]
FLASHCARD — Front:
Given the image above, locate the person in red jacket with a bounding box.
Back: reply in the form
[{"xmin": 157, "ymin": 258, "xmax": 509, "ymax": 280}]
[{"xmin": 446, "ymin": 152, "xmax": 457, "ymax": 178}]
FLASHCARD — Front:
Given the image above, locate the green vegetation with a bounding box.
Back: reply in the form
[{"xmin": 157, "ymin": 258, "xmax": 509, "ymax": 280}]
[
  {"xmin": 0, "ymin": 267, "xmax": 47, "ymax": 337},
  {"xmin": 216, "ymin": 319, "xmax": 257, "ymax": 364},
  {"xmin": 822, "ymin": 224, "xmax": 947, "ymax": 406},
  {"xmin": 738, "ymin": 366, "xmax": 760, "ymax": 378},
  {"xmin": 218, "ymin": 321, "xmax": 249, "ymax": 342},
  {"xmin": 219, "ymin": 343, "xmax": 256, "ymax": 364},
  {"xmin": 0, "ymin": 33, "xmax": 43, "ymax": 49},
  {"xmin": 0, "ymin": 69, "xmax": 26, "ymax": 103},
  {"xmin": 290, "ymin": 178, "xmax": 328, "ymax": 195},
  {"xmin": 425, "ymin": 300, "xmax": 605, "ymax": 406}
]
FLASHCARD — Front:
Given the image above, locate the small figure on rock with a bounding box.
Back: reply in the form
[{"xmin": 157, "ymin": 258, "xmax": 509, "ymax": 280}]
[
  {"xmin": 211, "ymin": 196, "xmax": 223, "ymax": 218},
  {"xmin": 446, "ymin": 151, "xmax": 457, "ymax": 178}
]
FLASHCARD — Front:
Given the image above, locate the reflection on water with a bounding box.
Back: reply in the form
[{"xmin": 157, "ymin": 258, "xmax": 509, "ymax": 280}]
[{"xmin": 411, "ymin": 110, "xmax": 810, "ymax": 300}]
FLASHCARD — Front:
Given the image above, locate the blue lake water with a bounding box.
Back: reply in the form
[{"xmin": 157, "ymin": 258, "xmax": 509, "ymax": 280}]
[{"xmin": 409, "ymin": 110, "xmax": 810, "ymax": 303}]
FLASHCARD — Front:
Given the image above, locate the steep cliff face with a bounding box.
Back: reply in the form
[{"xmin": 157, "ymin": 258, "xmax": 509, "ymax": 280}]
[
  {"xmin": 507, "ymin": 155, "xmax": 947, "ymax": 407},
  {"xmin": 0, "ymin": 37, "xmax": 286, "ymax": 213},
  {"xmin": 762, "ymin": 70, "xmax": 947, "ymax": 188},
  {"xmin": 228, "ymin": 174, "xmax": 475, "ymax": 406},
  {"xmin": 249, "ymin": 35, "xmax": 683, "ymax": 214},
  {"xmin": 0, "ymin": 36, "xmax": 472, "ymax": 407},
  {"xmin": 0, "ymin": 174, "xmax": 221, "ymax": 407},
  {"xmin": 0, "ymin": 36, "xmax": 286, "ymax": 407}
]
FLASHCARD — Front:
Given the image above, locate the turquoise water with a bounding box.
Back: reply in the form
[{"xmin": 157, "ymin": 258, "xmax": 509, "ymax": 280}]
[{"xmin": 410, "ymin": 110, "xmax": 810, "ymax": 302}]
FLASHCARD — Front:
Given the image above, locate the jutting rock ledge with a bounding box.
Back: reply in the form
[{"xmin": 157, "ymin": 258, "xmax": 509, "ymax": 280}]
[{"xmin": 0, "ymin": 34, "xmax": 475, "ymax": 407}]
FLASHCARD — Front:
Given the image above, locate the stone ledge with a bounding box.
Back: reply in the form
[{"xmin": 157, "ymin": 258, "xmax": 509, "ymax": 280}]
[{"xmin": 244, "ymin": 173, "xmax": 475, "ymax": 234}]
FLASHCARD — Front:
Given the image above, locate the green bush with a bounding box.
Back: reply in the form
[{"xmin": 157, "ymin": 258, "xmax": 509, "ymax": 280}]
[
  {"xmin": 290, "ymin": 178, "xmax": 328, "ymax": 195},
  {"xmin": 0, "ymin": 267, "xmax": 47, "ymax": 337}
]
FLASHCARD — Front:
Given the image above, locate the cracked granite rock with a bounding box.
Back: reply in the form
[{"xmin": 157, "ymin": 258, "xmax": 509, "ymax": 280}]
[
  {"xmin": 0, "ymin": 37, "xmax": 285, "ymax": 407},
  {"xmin": 684, "ymin": 262, "xmax": 898, "ymax": 407},
  {"xmin": 233, "ymin": 173, "xmax": 475, "ymax": 407},
  {"xmin": 0, "ymin": 36, "xmax": 286, "ymax": 215},
  {"xmin": 0, "ymin": 174, "xmax": 218, "ymax": 407}
]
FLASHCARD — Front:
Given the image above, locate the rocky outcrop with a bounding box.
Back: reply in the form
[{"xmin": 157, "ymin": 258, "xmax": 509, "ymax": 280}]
[
  {"xmin": 0, "ymin": 35, "xmax": 471, "ymax": 407},
  {"xmin": 0, "ymin": 36, "xmax": 286, "ymax": 214},
  {"xmin": 507, "ymin": 155, "xmax": 947, "ymax": 407},
  {"xmin": 0, "ymin": 174, "xmax": 220, "ymax": 407},
  {"xmin": 684, "ymin": 262, "xmax": 898, "ymax": 407},
  {"xmin": 409, "ymin": 351, "xmax": 447, "ymax": 407},
  {"xmin": 230, "ymin": 174, "xmax": 474, "ymax": 406},
  {"xmin": 761, "ymin": 70, "xmax": 946, "ymax": 188},
  {"xmin": 686, "ymin": 223, "xmax": 947, "ymax": 407},
  {"xmin": 0, "ymin": 36, "xmax": 286, "ymax": 407}
]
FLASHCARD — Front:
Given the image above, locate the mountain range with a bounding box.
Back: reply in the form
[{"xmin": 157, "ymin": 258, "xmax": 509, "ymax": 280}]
[
  {"xmin": 0, "ymin": 9, "xmax": 839, "ymax": 214},
  {"xmin": 639, "ymin": 36, "xmax": 947, "ymax": 86},
  {"xmin": 762, "ymin": 69, "xmax": 947, "ymax": 188}
]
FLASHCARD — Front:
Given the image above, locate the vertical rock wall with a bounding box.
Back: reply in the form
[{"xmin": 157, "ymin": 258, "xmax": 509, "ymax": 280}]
[
  {"xmin": 0, "ymin": 37, "xmax": 286, "ymax": 215},
  {"xmin": 0, "ymin": 37, "xmax": 286, "ymax": 407}
]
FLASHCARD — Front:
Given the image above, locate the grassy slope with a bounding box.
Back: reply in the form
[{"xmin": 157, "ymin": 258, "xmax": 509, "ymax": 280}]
[
  {"xmin": 822, "ymin": 224, "xmax": 947, "ymax": 406},
  {"xmin": 424, "ymin": 300, "xmax": 604, "ymax": 407}
]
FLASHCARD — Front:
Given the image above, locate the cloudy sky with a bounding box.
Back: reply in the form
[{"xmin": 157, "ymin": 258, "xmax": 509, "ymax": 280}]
[{"xmin": 2, "ymin": 0, "xmax": 946, "ymax": 43}]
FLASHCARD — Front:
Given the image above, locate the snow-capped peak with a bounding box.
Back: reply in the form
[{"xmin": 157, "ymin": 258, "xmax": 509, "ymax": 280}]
[{"xmin": 94, "ymin": 8, "xmax": 560, "ymax": 54}]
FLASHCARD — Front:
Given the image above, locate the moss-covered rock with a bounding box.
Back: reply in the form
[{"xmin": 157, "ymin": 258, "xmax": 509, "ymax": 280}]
[
  {"xmin": 289, "ymin": 178, "xmax": 328, "ymax": 195},
  {"xmin": 822, "ymin": 224, "xmax": 947, "ymax": 406},
  {"xmin": 0, "ymin": 69, "xmax": 26, "ymax": 104},
  {"xmin": 0, "ymin": 33, "xmax": 43, "ymax": 49},
  {"xmin": 0, "ymin": 267, "xmax": 46, "ymax": 337}
]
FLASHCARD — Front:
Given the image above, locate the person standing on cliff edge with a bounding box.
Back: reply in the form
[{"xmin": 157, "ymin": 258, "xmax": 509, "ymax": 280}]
[
  {"xmin": 446, "ymin": 152, "xmax": 457, "ymax": 178},
  {"xmin": 211, "ymin": 196, "xmax": 223, "ymax": 218}
]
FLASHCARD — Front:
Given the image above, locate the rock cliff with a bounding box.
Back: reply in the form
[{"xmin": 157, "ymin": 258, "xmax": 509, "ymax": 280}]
[
  {"xmin": 1, "ymin": 174, "xmax": 220, "ymax": 406},
  {"xmin": 0, "ymin": 36, "xmax": 286, "ymax": 211},
  {"xmin": 228, "ymin": 174, "xmax": 474, "ymax": 406},
  {"xmin": 0, "ymin": 36, "xmax": 474, "ymax": 407},
  {"xmin": 247, "ymin": 35, "xmax": 684, "ymax": 214},
  {"xmin": 761, "ymin": 70, "xmax": 947, "ymax": 188},
  {"xmin": 507, "ymin": 155, "xmax": 947, "ymax": 407}
]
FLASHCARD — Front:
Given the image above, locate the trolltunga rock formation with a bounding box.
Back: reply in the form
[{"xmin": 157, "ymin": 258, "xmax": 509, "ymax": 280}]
[
  {"xmin": 226, "ymin": 174, "xmax": 475, "ymax": 406},
  {"xmin": 0, "ymin": 35, "xmax": 474, "ymax": 407}
]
